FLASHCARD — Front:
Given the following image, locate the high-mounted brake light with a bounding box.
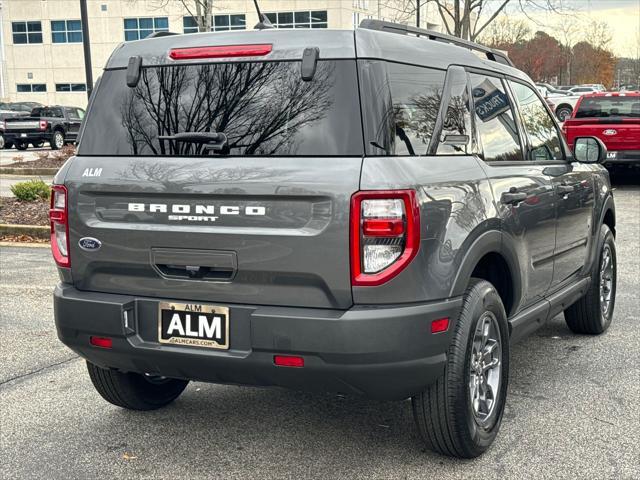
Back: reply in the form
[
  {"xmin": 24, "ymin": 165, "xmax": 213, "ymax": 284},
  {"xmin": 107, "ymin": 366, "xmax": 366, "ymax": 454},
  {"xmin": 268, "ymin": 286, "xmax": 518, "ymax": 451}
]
[
  {"xmin": 169, "ymin": 44, "xmax": 273, "ymax": 60},
  {"xmin": 49, "ymin": 185, "xmax": 70, "ymax": 268},
  {"xmin": 350, "ymin": 190, "xmax": 420, "ymax": 286}
]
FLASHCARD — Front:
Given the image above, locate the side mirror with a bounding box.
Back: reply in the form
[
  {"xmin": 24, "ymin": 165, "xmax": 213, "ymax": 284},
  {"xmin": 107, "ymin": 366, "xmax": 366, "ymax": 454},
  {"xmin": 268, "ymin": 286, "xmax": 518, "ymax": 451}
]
[{"xmin": 573, "ymin": 136, "xmax": 607, "ymax": 163}]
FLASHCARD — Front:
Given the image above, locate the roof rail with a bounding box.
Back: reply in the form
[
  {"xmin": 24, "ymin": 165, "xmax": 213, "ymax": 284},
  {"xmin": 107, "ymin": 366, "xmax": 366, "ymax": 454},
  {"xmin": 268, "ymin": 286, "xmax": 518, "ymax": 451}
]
[
  {"xmin": 147, "ymin": 31, "xmax": 180, "ymax": 39},
  {"xmin": 358, "ymin": 19, "xmax": 514, "ymax": 67}
]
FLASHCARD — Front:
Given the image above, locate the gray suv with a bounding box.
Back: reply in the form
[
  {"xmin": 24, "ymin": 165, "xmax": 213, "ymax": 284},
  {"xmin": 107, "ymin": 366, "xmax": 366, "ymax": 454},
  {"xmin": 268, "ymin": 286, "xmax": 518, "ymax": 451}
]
[{"xmin": 52, "ymin": 20, "xmax": 617, "ymax": 458}]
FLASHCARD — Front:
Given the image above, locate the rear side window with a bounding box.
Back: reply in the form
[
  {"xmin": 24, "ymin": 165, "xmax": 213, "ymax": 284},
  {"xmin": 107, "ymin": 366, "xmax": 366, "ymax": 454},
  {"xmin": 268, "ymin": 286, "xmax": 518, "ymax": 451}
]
[
  {"xmin": 469, "ymin": 74, "xmax": 522, "ymax": 162},
  {"xmin": 575, "ymin": 96, "xmax": 640, "ymax": 119},
  {"xmin": 360, "ymin": 61, "xmax": 445, "ymax": 156},
  {"xmin": 31, "ymin": 107, "xmax": 63, "ymax": 118},
  {"xmin": 79, "ymin": 60, "xmax": 363, "ymax": 156},
  {"xmin": 509, "ymin": 81, "xmax": 564, "ymax": 161}
]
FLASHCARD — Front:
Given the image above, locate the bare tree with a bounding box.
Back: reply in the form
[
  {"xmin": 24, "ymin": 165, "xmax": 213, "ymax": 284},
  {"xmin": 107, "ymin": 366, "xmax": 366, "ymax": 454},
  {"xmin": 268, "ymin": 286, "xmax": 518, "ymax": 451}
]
[
  {"xmin": 141, "ymin": 0, "xmax": 214, "ymax": 31},
  {"xmin": 480, "ymin": 16, "xmax": 531, "ymax": 47},
  {"xmin": 380, "ymin": 0, "xmax": 569, "ymax": 41},
  {"xmin": 584, "ymin": 19, "xmax": 612, "ymax": 51}
]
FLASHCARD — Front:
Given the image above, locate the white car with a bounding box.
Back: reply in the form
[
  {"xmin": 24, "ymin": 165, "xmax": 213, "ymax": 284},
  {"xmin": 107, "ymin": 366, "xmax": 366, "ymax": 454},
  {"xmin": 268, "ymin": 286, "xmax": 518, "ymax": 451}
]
[
  {"xmin": 536, "ymin": 86, "xmax": 581, "ymax": 122},
  {"xmin": 568, "ymin": 86, "xmax": 599, "ymax": 95}
]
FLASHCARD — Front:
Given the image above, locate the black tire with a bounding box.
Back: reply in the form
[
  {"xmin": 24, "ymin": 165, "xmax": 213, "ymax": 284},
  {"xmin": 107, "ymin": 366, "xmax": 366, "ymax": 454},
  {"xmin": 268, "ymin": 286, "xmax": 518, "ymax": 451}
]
[
  {"xmin": 15, "ymin": 141, "xmax": 28, "ymax": 150},
  {"xmin": 556, "ymin": 105, "xmax": 573, "ymax": 122},
  {"xmin": 412, "ymin": 279, "xmax": 509, "ymax": 458},
  {"xmin": 86, "ymin": 361, "xmax": 189, "ymax": 411},
  {"xmin": 564, "ymin": 224, "xmax": 616, "ymax": 334},
  {"xmin": 51, "ymin": 130, "xmax": 65, "ymax": 150},
  {"xmin": 31, "ymin": 140, "xmax": 44, "ymax": 148}
]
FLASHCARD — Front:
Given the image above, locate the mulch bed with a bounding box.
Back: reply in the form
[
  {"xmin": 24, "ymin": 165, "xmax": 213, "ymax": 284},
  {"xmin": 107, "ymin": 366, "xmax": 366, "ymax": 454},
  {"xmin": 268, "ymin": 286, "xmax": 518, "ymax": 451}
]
[
  {"xmin": 0, "ymin": 197, "xmax": 49, "ymax": 226},
  {"xmin": 5, "ymin": 157, "xmax": 67, "ymax": 169}
]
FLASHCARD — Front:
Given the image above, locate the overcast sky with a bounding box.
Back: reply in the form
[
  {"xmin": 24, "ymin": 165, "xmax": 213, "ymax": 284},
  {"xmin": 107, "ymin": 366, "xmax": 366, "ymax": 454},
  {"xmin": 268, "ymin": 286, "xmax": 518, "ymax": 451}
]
[{"xmin": 482, "ymin": 0, "xmax": 640, "ymax": 57}]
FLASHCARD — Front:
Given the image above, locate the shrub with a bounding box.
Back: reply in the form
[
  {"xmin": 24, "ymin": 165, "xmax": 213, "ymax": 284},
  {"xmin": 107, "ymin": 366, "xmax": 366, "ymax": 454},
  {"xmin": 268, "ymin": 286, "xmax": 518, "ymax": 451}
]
[{"xmin": 10, "ymin": 179, "xmax": 50, "ymax": 201}]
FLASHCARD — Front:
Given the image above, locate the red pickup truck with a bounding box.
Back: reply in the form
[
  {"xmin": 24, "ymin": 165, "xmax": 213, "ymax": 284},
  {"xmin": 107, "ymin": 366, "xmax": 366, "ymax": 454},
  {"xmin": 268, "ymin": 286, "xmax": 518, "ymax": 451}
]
[{"xmin": 562, "ymin": 92, "xmax": 640, "ymax": 169}]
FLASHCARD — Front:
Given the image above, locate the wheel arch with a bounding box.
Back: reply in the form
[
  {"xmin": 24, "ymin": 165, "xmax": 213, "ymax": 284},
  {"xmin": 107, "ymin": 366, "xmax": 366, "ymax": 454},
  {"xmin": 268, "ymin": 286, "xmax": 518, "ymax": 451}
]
[{"xmin": 450, "ymin": 230, "xmax": 522, "ymax": 317}]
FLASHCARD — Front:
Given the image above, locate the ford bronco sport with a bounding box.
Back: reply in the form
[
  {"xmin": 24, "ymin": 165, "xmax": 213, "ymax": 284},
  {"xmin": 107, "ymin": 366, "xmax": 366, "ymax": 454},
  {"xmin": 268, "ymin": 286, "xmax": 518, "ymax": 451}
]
[{"xmin": 52, "ymin": 20, "xmax": 617, "ymax": 458}]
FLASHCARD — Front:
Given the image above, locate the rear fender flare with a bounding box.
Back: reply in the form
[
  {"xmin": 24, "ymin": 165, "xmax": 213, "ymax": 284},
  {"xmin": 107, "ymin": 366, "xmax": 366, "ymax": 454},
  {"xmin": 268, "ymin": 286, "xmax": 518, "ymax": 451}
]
[{"xmin": 449, "ymin": 230, "xmax": 523, "ymax": 315}]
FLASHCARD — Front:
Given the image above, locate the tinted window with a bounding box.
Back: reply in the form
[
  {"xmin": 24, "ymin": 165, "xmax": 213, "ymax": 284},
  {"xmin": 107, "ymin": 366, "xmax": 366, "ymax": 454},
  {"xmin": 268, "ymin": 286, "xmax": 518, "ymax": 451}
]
[
  {"xmin": 575, "ymin": 96, "xmax": 640, "ymax": 119},
  {"xmin": 79, "ymin": 60, "xmax": 363, "ymax": 157},
  {"xmin": 510, "ymin": 81, "xmax": 564, "ymax": 161},
  {"xmin": 436, "ymin": 69, "xmax": 473, "ymax": 155},
  {"xmin": 470, "ymin": 74, "xmax": 522, "ymax": 162},
  {"xmin": 360, "ymin": 61, "xmax": 445, "ymax": 156}
]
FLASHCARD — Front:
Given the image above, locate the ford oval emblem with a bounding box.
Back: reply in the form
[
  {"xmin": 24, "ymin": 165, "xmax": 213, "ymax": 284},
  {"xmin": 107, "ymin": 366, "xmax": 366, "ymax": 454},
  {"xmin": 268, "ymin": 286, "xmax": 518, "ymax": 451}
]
[
  {"xmin": 78, "ymin": 237, "xmax": 102, "ymax": 251},
  {"xmin": 603, "ymin": 129, "xmax": 617, "ymax": 136}
]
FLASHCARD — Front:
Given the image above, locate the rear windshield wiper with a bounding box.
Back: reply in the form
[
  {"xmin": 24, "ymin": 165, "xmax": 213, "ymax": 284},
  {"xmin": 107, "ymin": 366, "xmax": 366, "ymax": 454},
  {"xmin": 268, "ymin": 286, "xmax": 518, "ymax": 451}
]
[{"xmin": 158, "ymin": 132, "xmax": 228, "ymax": 151}]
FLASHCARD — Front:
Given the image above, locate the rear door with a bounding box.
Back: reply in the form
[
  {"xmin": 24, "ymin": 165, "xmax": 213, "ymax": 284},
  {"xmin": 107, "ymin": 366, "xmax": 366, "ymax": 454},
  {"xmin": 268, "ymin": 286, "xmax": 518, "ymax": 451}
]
[
  {"xmin": 67, "ymin": 55, "xmax": 364, "ymax": 309},
  {"xmin": 508, "ymin": 80, "xmax": 595, "ymax": 288},
  {"xmin": 469, "ymin": 73, "xmax": 557, "ymax": 308}
]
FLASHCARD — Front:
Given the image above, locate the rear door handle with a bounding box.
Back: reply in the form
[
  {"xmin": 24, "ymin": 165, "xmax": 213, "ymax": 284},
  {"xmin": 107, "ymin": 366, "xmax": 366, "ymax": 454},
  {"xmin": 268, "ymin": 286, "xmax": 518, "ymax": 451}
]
[
  {"xmin": 501, "ymin": 190, "xmax": 527, "ymax": 205},
  {"xmin": 557, "ymin": 185, "xmax": 575, "ymax": 195}
]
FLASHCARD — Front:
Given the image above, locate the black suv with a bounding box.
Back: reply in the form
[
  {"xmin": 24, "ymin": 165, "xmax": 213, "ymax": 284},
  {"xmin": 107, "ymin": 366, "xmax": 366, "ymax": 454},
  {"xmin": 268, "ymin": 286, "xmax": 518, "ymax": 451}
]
[{"xmin": 51, "ymin": 20, "xmax": 616, "ymax": 458}]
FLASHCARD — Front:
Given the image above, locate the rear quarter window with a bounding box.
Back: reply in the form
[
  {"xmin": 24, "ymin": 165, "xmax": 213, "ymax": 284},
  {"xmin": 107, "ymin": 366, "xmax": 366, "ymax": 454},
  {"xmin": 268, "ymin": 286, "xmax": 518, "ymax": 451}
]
[{"xmin": 79, "ymin": 60, "xmax": 363, "ymax": 157}]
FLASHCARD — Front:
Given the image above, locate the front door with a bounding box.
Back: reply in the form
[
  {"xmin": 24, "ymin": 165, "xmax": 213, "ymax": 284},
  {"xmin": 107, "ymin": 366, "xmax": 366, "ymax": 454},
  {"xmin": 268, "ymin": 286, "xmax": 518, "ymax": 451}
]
[{"xmin": 508, "ymin": 80, "xmax": 595, "ymax": 288}]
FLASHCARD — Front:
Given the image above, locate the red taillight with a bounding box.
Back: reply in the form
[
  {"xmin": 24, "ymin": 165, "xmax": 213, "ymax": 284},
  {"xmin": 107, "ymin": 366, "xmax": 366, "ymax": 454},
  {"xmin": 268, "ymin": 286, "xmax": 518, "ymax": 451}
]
[
  {"xmin": 39, "ymin": 120, "xmax": 47, "ymax": 131},
  {"xmin": 49, "ymin": 185, "xmax": 70, "ymax": 268},
  {"xmin": 90, "ymin": 336, "xmax": 112, "ymax": 349},
  {"xmin": 350, "ymin": 190, "xmax": 420, "ymax": 287},
  {"xmin": 431, "ymin": 318, "xmax": 449, "ymax": 334},
  {"xmin": 274, "ymin": 355, "xmax": 304, "ymax": 368},
  {"xmin": 169, "ymin": 44, "xmax": 272, "ymax": 60}
]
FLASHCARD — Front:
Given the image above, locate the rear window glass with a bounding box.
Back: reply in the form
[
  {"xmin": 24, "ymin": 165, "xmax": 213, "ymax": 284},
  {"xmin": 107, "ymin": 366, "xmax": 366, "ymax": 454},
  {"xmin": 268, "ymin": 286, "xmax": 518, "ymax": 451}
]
[
  {"xmin": 78, "ymin": 60, "xmax": 363, "ymax": 156},
  {"xmin": 575, "ymin": 97, "xmax": 640, "ymax": 119},
  {"xmin": 32, "ymin": 107, "xmax": 63, "ymax": 118},
  {"xmin": 359, "ymin": 60, "xmax": 445, "ymax": 156}
]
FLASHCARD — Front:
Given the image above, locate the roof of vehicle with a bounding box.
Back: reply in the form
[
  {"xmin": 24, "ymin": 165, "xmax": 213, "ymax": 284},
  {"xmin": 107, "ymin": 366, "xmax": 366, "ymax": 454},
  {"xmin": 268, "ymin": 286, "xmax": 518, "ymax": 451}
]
[{"xmin": 104, "ymin": 27, "xmax": 530, "ymax": 83}]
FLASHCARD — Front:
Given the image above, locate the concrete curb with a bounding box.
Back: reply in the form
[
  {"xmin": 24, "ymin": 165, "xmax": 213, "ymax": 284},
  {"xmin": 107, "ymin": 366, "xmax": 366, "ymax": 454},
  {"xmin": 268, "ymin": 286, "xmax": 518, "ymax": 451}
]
[
  {"xmin": 0, "ymin": 223, "xmax": 49, "ymax": 239},
  {"xmin": 0, "ymin": 167, "xmax": 59, "ymax": 175}
]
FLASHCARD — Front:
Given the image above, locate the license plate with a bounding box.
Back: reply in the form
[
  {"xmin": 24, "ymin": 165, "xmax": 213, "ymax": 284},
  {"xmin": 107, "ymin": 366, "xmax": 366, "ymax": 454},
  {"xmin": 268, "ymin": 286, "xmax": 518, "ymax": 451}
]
[
  {"xmin": 607, "ymin": 151, "xmax": 617, "ymax": 159},
  {"xmin": 20, "ymin": 133, "xmax": 27, "ymax": 137},
  {"xmin": 158, "ymin": 302, "xmax": 229, "ymax": 349}
]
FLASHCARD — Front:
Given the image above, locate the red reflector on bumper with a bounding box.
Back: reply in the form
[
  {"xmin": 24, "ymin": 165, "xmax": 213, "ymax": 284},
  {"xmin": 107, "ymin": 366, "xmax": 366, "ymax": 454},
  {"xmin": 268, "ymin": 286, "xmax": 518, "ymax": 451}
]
[
  {"xmin": 431, "ymin": 318, "xmax": 449, "ymax": 334},
  {"xmin": 274, "ymin": 355, "xmax": 304, "ymax": 368},
  {"xmin": 169, "ymin": 44, "xmax": 272, "ymax": 60},
  {"xmin": 90, "ymin": 336, "xmax": 113, "ymax": 349}
]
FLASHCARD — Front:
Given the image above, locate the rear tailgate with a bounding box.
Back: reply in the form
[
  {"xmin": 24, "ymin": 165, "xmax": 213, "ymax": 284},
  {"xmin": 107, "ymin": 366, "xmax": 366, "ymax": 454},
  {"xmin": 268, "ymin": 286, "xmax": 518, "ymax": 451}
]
[
  {"xmin": 3, "ymin": 117, "xmax": 41, "ymax": 133},
  {"xmin": 563, "ymin": 118, "xmax": 640, "ymax": 151},
  {"xmin": 65, "ymin": 156, "xmax": 360, "ymax": 309}
]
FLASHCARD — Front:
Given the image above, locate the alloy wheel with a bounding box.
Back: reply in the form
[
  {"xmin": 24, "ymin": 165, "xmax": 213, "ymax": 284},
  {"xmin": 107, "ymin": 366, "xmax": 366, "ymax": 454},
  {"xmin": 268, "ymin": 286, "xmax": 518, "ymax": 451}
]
[
  {"xmin": 599, "ymin": 244, "xmax": 614, "ymax": 321},
  {"xmin": 469, "ymin": 311, "xmax": 502, "ymax": 425}
]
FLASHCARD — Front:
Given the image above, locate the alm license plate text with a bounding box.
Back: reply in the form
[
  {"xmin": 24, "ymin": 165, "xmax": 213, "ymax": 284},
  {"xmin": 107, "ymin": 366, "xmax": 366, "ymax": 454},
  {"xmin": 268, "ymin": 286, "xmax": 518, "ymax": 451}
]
[{"xmin": 158, "ymin": 302, "xmax": 229, "ymax": 349}]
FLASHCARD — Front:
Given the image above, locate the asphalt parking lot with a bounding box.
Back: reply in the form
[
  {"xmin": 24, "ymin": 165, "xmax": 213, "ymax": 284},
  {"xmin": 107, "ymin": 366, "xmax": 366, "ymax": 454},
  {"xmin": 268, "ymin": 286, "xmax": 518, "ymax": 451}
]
[{"xmin": 1, "ymin": 182, "xmax": 638, "ymax": 479}]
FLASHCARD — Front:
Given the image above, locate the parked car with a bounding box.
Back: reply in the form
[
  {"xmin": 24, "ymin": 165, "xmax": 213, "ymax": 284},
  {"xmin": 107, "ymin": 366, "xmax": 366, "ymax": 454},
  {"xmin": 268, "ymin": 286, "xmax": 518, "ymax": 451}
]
[
  {"xmin": 581, "ymin": 83, "xmax": 606, "ymax": 92},
  {"xmin": 51, "ymin": 20, "xmax": 617, "ymax": 459},
  {"xmin": 535, "ymin": 82, "xmax": 568, "ymax": 96},
  {"xmin": 562, "ymin": 92, "xmax": 640, "ymax": 169},
  {"xmin": 568, "ymin": 86, "xmax": 600, "ymax": 95},
  {"xmin": 558, "ymin": 85, "xmax": 575, "ymax": 91},
  {"xmin": 3, "ymin": 105, "xmax": 85, "ymax": 150},
  {"xmin": 536, "ymin": 85, "xmax": 580, "ymax": 121}
]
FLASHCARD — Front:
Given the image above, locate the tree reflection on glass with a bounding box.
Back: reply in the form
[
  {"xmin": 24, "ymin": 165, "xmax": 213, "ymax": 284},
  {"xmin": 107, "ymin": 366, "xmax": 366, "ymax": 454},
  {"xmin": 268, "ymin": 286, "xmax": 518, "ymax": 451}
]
[{"xmin": 121, "ymin": 60, "xmax": 334, "ymax": 156}]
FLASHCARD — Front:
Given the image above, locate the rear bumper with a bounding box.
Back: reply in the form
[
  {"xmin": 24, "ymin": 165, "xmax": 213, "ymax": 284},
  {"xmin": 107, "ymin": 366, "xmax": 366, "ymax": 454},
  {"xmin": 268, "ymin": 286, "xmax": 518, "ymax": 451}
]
[
  {"xmin": 603, "ymin": 150, "xmax": 640, "ymax": 166},
  {"xmin": 4, "ymin": 132, "xmax": 49, "ymax": 143},
  {"xmin": 54, "ymin": 284, "xmax": 462, "ymax": 400}
]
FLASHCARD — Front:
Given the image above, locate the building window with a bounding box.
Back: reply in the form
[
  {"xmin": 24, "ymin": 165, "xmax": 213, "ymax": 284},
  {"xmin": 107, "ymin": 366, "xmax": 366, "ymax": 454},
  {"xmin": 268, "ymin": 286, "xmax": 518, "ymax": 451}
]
[
  {"xmin": 16, "ymin": 84, "xmax": 47, "ymax": 93},
  {"xmin": 265, "ymin": 11, "xmax": 327, "ymax": 29},
  {"xmin": 51, "ymin": 20, "xmax": 83, "ymax": 43},
  {"xmin": 183, "ymin": 15, "xmax": 246, "ymax": 33},
  {"xmin": 214, "ymin": 14, "xmax": 246, "ymax": 31},
  {"xmin": 12, "ymin": 21, "xmax": 43, "ymax": 44},
  {"xmin": 123, "ymin": 17, "xmax": 169, "ymax": 41},
  {"xmin": 56, "ymin": 83, "xmax": 87, "ymax": 92}
]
